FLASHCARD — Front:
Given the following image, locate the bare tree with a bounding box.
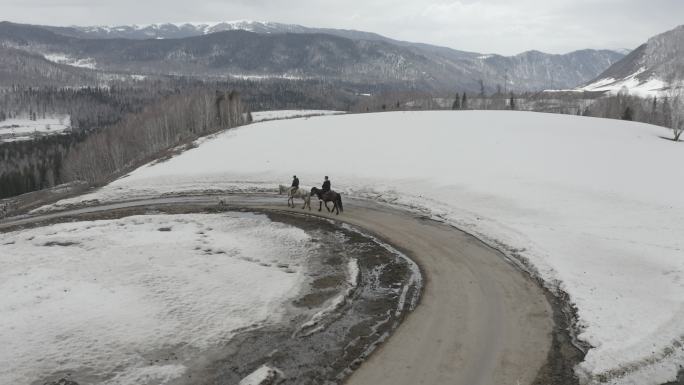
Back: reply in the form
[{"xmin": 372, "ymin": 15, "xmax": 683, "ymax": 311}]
[{"xmin": 669, "ymin": 89, "xmax": 684, "ymax": 142}]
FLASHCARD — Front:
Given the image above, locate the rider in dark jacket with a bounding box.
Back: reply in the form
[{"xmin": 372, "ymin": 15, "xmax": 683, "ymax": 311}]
[
  {"xmin": 321, "ymin": 176, "xmax": 331, "ymax": 193},
  {"xmin": 290, "ymin": 175, "xmax": 300, "ymax": 195}
]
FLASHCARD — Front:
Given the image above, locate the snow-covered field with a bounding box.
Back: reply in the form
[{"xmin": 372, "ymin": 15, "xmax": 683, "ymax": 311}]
[
  {"xmin": 0, "ymin": 115, "xmax": 71, "ymax": 142},
  {"xmin": 0, "ymin": 213, "xmax": 314, "ymax": 384},
  {"xmin": 46, "ymin": 111, "xmax": 684, "ymax": 384},
  {"xmin": 251, "ymin": 110, "xmax": 345, "ymax": 122}
]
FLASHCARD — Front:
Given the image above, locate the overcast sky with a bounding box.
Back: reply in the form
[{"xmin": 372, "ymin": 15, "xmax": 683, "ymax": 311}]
[{"xmin": 2, "ymin": 0, "xmax": 682, "ymax": 55}]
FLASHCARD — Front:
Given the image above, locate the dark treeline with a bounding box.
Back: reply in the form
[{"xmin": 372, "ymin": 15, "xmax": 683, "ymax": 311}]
[
  {"xmin": 0, "ymin": 83, "xmax": 178, "ymax": 132},
  {"xmin": 62, "ymin": 88, "xmax": 246, "ymax": 183},
  {"xmin": 0, "ymin": 87, "xmax": 247, "ymax": 198},
  {"xmin": 217, "ymin": 78, "xmax": 409, "ymax": 112},
  {"xmin": 0, "ymin": 133, "xmax": 83, "ymax": 197}
]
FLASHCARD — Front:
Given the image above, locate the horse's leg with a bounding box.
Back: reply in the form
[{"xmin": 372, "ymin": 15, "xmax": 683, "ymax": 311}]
[
  {"xmin": 318, "ymin": 200, "xmax": 322, "ymax": 212},
  {"xmin": 325, "ymin": 201, "xmax": 331, "ymax": 212}
]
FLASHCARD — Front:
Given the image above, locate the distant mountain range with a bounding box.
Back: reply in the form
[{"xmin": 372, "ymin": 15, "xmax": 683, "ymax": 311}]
[
  {"xmin": 0, "ymin": 20, "xmax": 626, "ymax": 92},
  {"xmin": 579, "ymin": 25, "xmax": 684, "ymax": 96}
]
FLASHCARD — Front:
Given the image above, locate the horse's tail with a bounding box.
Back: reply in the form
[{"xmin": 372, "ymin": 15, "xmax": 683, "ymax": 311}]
[{"xmin": 337, "ymin": 193, "xmax": 343, "ymax": 213}]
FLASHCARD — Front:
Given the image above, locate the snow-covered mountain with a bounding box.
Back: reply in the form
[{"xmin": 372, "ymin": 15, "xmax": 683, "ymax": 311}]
[
  {"xmin": 482, "ymin": 49, "xmax": 623, "ymax": 92},
  {"xmin": 1, "ymin": 21, "xmax": 624, "ymax": 91},
  {"xmin": 47, "ymin": 21, "xmax": 316, "ymax": 40},
  {"xmin": 42, "ymin": 20, "xmax": 485, "ymax": 62},
  {"xmin": 580, "ymin": 24, "xmax": 684, "ymax": 96}
]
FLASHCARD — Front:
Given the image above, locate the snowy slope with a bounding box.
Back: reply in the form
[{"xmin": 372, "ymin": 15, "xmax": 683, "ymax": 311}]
[
  {"xmin": 251, "ymin": 110, "xmax": 345, "ymax": 122},
  {"xmin": 0, "ymin": 115, "xmax": 71, "ymax": 142},
  {"xmin": 43, "ymin": 53, "xmax": 97, "ymax": 69},
  {"xmin": 579, "ymin": 67, "xmax": 669, "ymax": 97},
  {"xmin": 0, "ymin": 213, "xmax": 313, "ymax": 384},
  {"xmin": 50, "ymin": 111, "xmax": 684, "ymax": 384},
  {"xmin": 578, "ymin": 24, "xmax": 684, "ymax": 97}
]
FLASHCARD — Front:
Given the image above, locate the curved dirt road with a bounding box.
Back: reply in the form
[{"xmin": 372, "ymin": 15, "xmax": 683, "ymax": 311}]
[
  {"xmin": 0, "ymin": 195, "xmax": 554, "ymax": 385},
  {"xmin": 294, "ymin": 199, "xmax": 554, "ymax": 385}
]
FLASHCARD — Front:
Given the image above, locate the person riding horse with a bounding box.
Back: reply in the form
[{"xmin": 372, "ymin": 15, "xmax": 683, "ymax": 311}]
[
  {"xmin": 310, "ymin": 176, "xmax": 343, "ymax": 215},
  {"xmin": 321, "ymin": 176, "xmax": 331, "ymax": 194},
  {"xmin": 291, "ymin": 175, "xmax": 300, "ymax": 195}
]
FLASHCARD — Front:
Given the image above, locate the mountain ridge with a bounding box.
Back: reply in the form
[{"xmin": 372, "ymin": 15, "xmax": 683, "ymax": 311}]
[
  {"xmin": 0, "ymin": 21, "xmax": 625, "ymax": 92},
  {"xmin": 579, "ymin": 24, "xmax": 684, "ymax": 96},
  {"xmin": 44, "ymin": 20, "xmax": 627, "ymax": 57}
]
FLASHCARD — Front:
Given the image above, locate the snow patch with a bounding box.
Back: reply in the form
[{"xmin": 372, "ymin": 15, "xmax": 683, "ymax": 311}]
[
  {"xmin": 0, "ymin": 115, "xmax": 71, "ymax": 142},
  {"xmin": 239, "ymin": 365, "xmax": 283, "ymax": 385},
  {"xmin": 251, "ymin": 110, "xmax": 346, "ymax": 122},
  {"xmin": 43, "ymin": 53, "xmax": 97, "ymax": 69},
  {"xmin": 579, "ymin": 67, "xmax": 670, "ymax": 97},
  {"xmin": 0, "ymin": 213, "xmax": 312, "ymax": 384},
  {"xmin": 229, "ymin": 73, "xmax": 306, "ymax": 81}
]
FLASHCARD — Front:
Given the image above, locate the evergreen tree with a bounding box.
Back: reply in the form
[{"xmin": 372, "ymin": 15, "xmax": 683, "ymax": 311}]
[
  {"xmin": 451, "ymin": 93, "xmax": 461, "ymax": 110},
  {"xmin": 509, "ymin": 92, "xmax": 516, "ymax": 110},
  {"xmin": 461, "ymin": 93, "xmax": 468, "ymax": 110},
  {"xmin": 621, "ymin": 106, "xmax": 633, "ymax": 121}
]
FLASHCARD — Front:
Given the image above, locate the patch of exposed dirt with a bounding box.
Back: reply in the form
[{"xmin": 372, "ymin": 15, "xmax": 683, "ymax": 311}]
[
  {"xmin": 532, "ymin": 292, "xmax": 585, "ymax": 385},
  {"xmin": 43, "ymin": 241, "xmax": 79, "ymax": 247}
]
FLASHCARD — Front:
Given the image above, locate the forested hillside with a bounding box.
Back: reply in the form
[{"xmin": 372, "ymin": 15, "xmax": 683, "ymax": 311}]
[{"xmin": 0, "ymin": 87, "xmax": 248, "ymax": 198}]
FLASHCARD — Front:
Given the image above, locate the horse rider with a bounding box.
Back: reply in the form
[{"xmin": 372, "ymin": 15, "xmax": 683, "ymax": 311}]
[
  {"xmin": 291, "ymin": 175, "xmax": 300, "ymax": 194},
  {"xmin": 321, "ymin": 176, "xmax": 331, "ymax": 195}
]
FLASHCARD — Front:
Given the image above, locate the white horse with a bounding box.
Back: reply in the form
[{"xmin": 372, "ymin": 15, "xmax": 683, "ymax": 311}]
[{"xmin": 279, "ymin": 185, "xmax": 311, "ymax": 210}]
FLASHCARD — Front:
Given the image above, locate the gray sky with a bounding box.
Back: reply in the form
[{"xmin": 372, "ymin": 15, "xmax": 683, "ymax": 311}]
[{"xmin": 2, "ymin": 0, "xmax": 683, "ymax": 55}]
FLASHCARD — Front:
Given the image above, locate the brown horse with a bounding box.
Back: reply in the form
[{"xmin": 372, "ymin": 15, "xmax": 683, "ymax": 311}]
[{"xmin": 310, "ymin": 187, "xmax": 344, "ymax": 215}]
